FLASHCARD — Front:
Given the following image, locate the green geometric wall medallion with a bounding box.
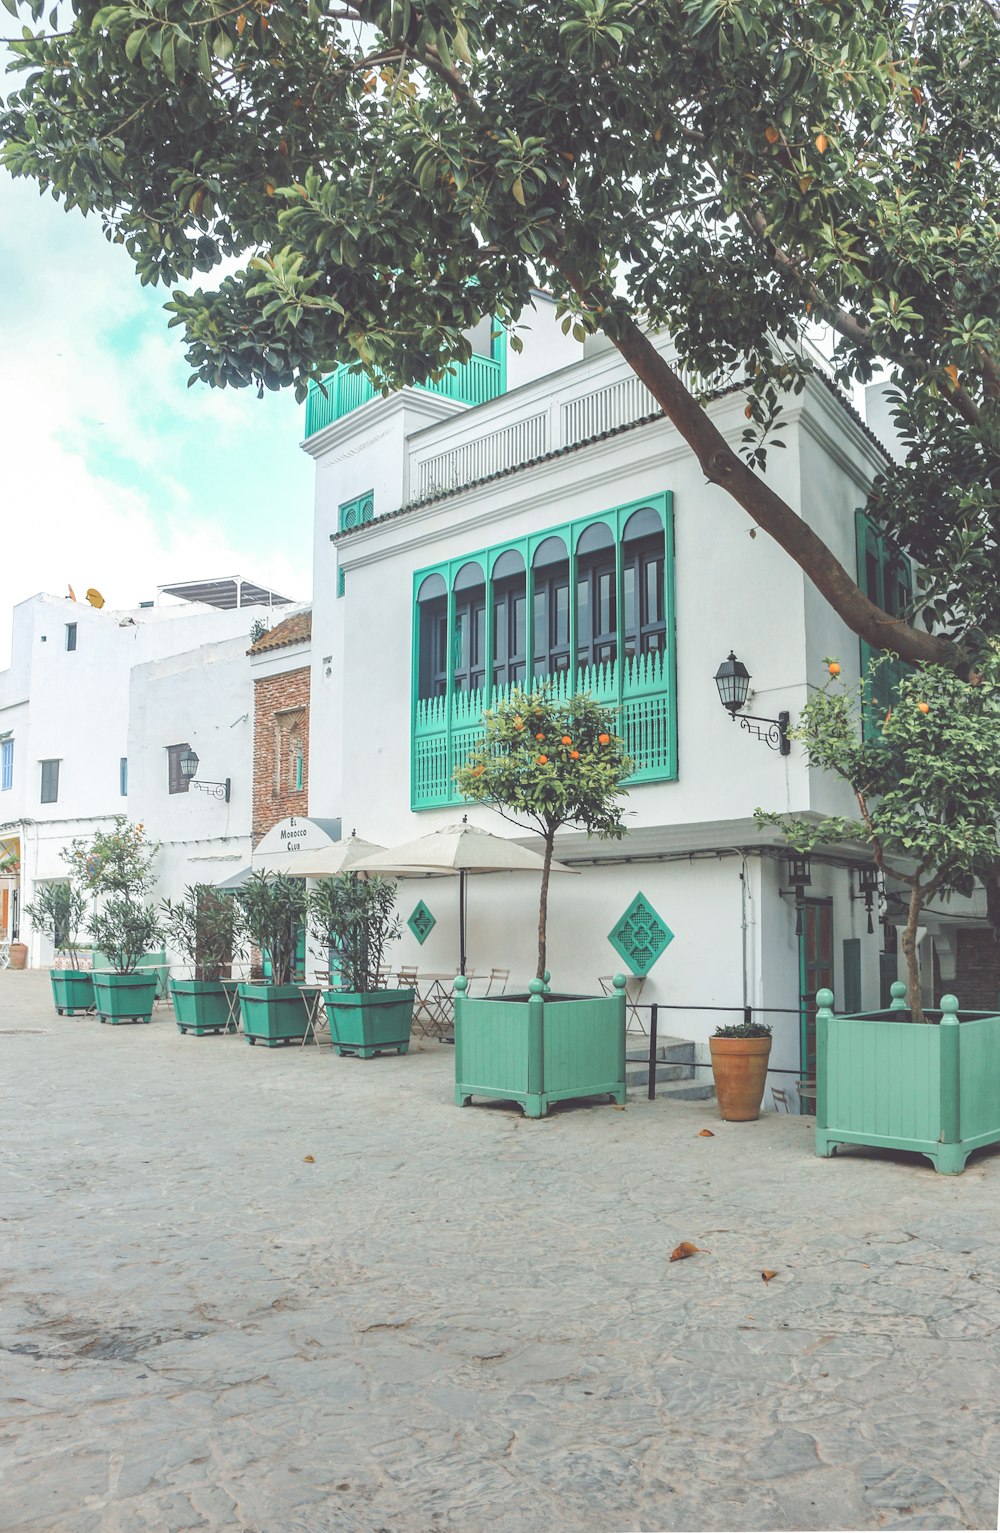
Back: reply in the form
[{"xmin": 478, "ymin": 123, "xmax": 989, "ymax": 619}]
[
  {"xmin": 407, "ymin": 900, "xmax": 436, "ymax": 945},
  {"xmin": 608, "ymin": 892, "xmax": 674, "ymax": 976}
]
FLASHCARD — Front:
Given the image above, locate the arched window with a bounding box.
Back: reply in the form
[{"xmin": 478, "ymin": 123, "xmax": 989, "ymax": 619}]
[
  {"xmin": 575, "ymin": 522, "xmax": 616, "ymax": 673},
  {"xmin": 532, "ymin": 536, "xmax": 570, "ymax": 677},
  {"xmin": 490, "ymin": 549, "xmax": 526, "ymax": 688},
  {"xmin": 417, "ymin": 573, "xmax": 448, "ymax": 700},
  {"xmin": 622, "ymin": 507, "xmax": 666, "ymax": 661},
  {"xmin": 453, "ymin": 561, "xmax": 486, "ymax": 694}
]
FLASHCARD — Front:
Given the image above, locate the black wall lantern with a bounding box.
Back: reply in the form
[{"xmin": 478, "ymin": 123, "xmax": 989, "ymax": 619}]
[
  {"xmin": 180, "ymin": 747, "xmax": 231, "ymax": 803},
  {"xmin": 853, "ymin": 863, "xmax": 884, "ymax": 934},
  {"xmin": 783, "ymin": 851, "xmax": 812, "ymax": 936},
  {"xmin": 713, "ymin": 652, "xmax": 790, "ymax": 755}
]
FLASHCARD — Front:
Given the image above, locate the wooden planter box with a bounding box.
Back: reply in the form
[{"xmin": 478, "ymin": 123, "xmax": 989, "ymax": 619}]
[
  {"xmin": 92, "ymin": 972, "xmax": 158, "ymax": 1024},
  {"xmin": 323, "ymin": 989, "xmax": 415, "ymax": 1058},
  {"xmin": 454, "ymin": 975, "xmax": 627, "ymax": 1118},
  {"xmin": 816, "ymin": 988, "xmax": 1000, "ymax": 1175},
  {"xmin": 171, "ymin": 979, "xmax": 230, "ymax": 1036},
  {"xmin": 50, "ymin": 970, "xmax": 95, "ymax": 1016},
  {"xmin": 238, "ymin": 983, "xmax": 310, "ymax": 1046}
]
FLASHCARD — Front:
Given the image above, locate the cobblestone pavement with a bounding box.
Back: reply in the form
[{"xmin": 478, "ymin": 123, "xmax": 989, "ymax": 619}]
[{"xmin": 2, "ymin": 970, "xmax": 999, "ymax": 1533}]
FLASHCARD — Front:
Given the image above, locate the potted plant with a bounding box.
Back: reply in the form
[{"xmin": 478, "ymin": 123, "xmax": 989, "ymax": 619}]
[
  {"xmin": 451, "ymin": 687, "xmax": 632, "ymax": 1116},
  {"xmin": 68, "ymin": 819, "xmax": 163, "ymax": 1024},
  {"xmin": 309, "ymin": 872, "xmax": 411, "ymax": 1057},
  {"xmin": 759, "ymin": 654, "xmax": 1000, "ymax": 1173},
  {"xmin": 161, "ymin": 885, "xmax": 239, "ymax": 1035},
  {"xmin": 23, "ymin": 878, "xmax": 94, "ymax": 1015},
  {"xmin": 709, "ymin": 1017, "xmax": 773, "ymax": 1121},
  {"xmin": 234, "ymin": 872, "xmax": 311, "ymax": 1045}
]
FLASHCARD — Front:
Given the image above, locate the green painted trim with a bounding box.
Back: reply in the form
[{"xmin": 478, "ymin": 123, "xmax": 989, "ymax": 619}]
[
  {"xmin": 607, "ymin": 891, "xmax": 674, "ymax": 976},
  {"xmin": 407, "ymin": 900, "xmax": 436, "ymax": 945},
  {"xmin": 855, "ymin": 509, "xmax": 914, "ymax": 740}
]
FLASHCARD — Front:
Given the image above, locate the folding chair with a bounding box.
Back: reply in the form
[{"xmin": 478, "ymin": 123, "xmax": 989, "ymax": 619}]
[
  {"xmin": 771, "ymin": 1087, "xmax": 790, "ymax": 1113},
  {"xmin": 796, "ymin": 1079, "xmax": 817, "ymax": 1115},
  {"xmin": 483, "ymin": 967, "xmax": 510, "ymax": 996}
]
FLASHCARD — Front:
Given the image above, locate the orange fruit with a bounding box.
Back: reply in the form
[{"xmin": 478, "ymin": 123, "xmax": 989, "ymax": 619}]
[
  {"xmin": 570, "ymin": 750, "xmax": 580, "ymax": 760},
  {"xmin": 598, "ymin": 732, "xmax": 611, "ymax": 745},
  {"xmin": 917, "ymin": 701, "xmax": 930, "ymax": 714},
  {"xmin": 828, "ymin": 661, "xmax": 841, "ymax": 676},
  {"xmin": 765, "ymin": 125, "xmax": 780, "ymax": 144},
  {"xmin": 815, "ymin": 132, "xmax": 828, "ymax": 153},
  {"xmin": 561, "ymin": 735, "xmax": 572, "ymax": 745},
  {"xmin": 538, "ymin": 754, "xmax": 548, "ymax": 765},
  {"xmin": 535, "ymin": 732, "xmax": 545, "ymax": 741}
]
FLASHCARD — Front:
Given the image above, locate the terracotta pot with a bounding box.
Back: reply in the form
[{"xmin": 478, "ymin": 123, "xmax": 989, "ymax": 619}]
[
  {"xmin": 709, "ymin": 1035, "xmax": 772, "ymax": 1121},
  {"xmin": 8, "ymin": 942, "xmax": 28, "ymax": 971}
]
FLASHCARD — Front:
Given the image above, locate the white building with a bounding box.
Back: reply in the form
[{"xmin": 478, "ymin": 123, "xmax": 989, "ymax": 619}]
[
  {"xmin": 299, "ymin": 300, "xmax": 936, "ymax": 1091},
  {"xmin": 0, "ymin": 581, "xmax": 292, "ymax": 966}
]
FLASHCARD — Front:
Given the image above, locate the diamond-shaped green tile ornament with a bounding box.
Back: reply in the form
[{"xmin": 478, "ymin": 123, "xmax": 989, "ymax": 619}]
[
  {"xmin": 407, "ymin": 900, "xmax": 436, "ymax": 945},
  {"xmin": 608, "ymin": 892, "xmax": 674, "ymax": 976}
]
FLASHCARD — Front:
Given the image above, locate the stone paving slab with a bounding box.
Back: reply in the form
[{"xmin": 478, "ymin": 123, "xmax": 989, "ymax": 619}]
[{"xmin": 1, "ymin": 969, "xmax": 999, "ymax": 1532}]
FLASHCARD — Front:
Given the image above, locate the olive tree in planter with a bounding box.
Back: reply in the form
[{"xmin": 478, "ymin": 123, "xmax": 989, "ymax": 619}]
[
  {"xmin": 67, "ymin": 819, "xmax": 163, "ymax": 1024},
  {"xmin": 161, "ymin": 886, "xmax": 239, "ymax": 1036},
  {"xmin": 23, "ymin": 879, "xmax": 93, "ymax": 1016},
  {"xmin": 758, "ymin": 654, "xmax": 1000, "ymax": 1173},
  {"xmin": 309, "ymin": 873, "xmax": 410, "ymax": 1057},
  {"xmin": 234, "ymin": 872, "xmax": 311, "ymax": 1046},
  {"xmin": 451, "ymin": 687, "xmax": 632, "ymax": 1117}
]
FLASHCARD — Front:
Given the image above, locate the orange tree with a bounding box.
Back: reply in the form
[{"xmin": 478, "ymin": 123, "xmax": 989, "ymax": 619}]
[{"xmin": 454, "ymin": 687, "xmax": 631, "ymax": 980}]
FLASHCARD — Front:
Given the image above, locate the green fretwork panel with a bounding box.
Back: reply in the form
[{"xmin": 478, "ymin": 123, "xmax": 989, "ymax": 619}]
[
  {"xmin": 407, "ymin": 900, "xmax": 436, "ymax": 945},
  {"xmin": 608, "ymin": 893, "xmax": 674, "ymax": 976},
  {"xmin": 339, "ymin": 491, "xmax": 374, "ymax": 532}
]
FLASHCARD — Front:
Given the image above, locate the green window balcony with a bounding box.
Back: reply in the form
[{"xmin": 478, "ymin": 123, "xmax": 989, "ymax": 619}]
[
  {"xmin": 305, "ymin": 330, "xmax": 506, "ymax": 437},
  {"xmin": 411, "ymin": 495, "xmax": 676, "ymax": 810}
]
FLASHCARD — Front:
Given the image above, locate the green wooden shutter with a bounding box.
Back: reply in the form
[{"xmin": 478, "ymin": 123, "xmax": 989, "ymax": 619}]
[{"xmin": 842, "ymin": 937, "xmax": 862, "ymax": 1014}]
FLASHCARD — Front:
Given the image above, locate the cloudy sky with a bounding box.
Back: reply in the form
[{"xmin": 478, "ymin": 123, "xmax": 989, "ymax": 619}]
[{"xmin": 0, "ymin": 168, "xmax": 314, "ymax": 667}]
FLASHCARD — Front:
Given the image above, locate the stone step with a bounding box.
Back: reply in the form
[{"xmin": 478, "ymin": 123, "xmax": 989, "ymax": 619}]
[
  {"xmin": 624, "ymin": 1060, "xmax": 694, "ymax": 1087},
  {"xmin": 624, "ymin": 1034, "xmax": 694, "ymax": 1065},
  {"xmin": 659, "ymin": 1080, "xmax": 717, "ymax": 1102}
]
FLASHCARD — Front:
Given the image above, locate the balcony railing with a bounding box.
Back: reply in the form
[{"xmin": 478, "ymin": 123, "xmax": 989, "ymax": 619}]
[
  {"xmin": 412, "ymin": 650, "xmax": 676, "ymax": 810},
  {"xmin": 304, "ymin": 353, "xmax": 504, "ymax": 437}
]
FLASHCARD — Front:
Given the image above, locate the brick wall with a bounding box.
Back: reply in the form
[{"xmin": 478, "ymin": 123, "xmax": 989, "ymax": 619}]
[
  {"xmin": 252, "ymin": 665, "xmax": 310, "ymax": 844},
  {"xmin": 955, "ymin": 930, "xmax": 1000, "ymax": 1011}
]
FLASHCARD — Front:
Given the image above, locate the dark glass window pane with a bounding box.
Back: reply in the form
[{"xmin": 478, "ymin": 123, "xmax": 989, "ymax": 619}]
[
  {"xmin": 534, "ymin": 589, "xmax": 547, "ymax": 657},
  {"xmin": 493, "ymin": 596, "xmax": 507, "ymax": 661},
  {"xmin": 513, "ymin": 596, "xmax": 525, "ymax": 656},
  {"xmin": 577, "ymin": 576, "xmax": 591, "ymax": 649},
  {"xmin": 555, "ymin": 583, "xmax": 569, "ymax": 647},
  {"xmin": 623, "ymin": 565, "xmax": 636, "ymax": 636},
  {"xmin": 598, "ymin": 572, "xmax": 615, "ymax": 636}
]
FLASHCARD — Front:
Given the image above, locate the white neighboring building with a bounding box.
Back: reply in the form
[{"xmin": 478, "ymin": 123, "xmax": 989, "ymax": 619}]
[
  {"xmin": 299, "ymin": 312, "xmax": 943, "ymax": 1091},
  {"xmin": 0, "ymin": 583, "xmax": 292, "ymax": 966}
]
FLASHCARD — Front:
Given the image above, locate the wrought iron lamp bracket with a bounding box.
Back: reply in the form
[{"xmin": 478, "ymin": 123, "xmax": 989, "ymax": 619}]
[
  {"xmin": 733, "ymin": 711, "xmax": 791, "ymax": 755},
  {"xmin": 191, "ymin": 777, "xmax": 231, "ymax": 803}
]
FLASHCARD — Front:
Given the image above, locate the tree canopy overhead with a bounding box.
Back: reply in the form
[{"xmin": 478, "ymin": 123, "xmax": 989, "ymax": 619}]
[{"xmin": 4, "ymin": 0, "xmax": 998, "ymax": 662}]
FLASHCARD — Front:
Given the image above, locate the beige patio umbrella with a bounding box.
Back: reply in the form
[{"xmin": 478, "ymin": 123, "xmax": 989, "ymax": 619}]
[
  {"xmin": 279, "ymin": 833, "xmax": 386, "ymax": 880},
  {"xmin": 352, "ymin": 820, "xmax": 577, "ymax": 975}
]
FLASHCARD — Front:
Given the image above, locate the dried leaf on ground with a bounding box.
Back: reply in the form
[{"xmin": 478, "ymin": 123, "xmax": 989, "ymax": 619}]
[
  {"xmin": 303, "ymin": 1154, "xmax": 315, "ymax": 1163},
  {"xmin": 761, "ymin": 1269, "xmax": 779, "ymax": 1282},
  {"xmin": 669, "ymin": 1242, "xmax": 704, "ymax": 1262},
  {"xmin": 698, "ymin": 1128, "xmax": 715, "ymax": 1137}
]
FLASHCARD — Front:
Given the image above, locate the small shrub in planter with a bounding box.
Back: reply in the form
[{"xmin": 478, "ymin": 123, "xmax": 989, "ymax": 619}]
[
  {"xmin": 233, "ymin": 873, "xmax": 311, "ymax": 1046},
  {"xmin": 161, "ymin": 886, "xmax": 240, "ymax": 1035},
  {"xmin": 709, "ymin": 1018, "xmax": 773, "ymax": 1121},
  {"xmin": 452, "ymin": 688, "xmax": 632, "ymax": 1115},
  {"xmin": 70, "ymin": 819, "xmax": 163, "ymax": 1024},
  {"xmin": 309, "ymin": 873, "xmax": 410, "ymax": 1057},
  {"xmin": 24, "ymin": 879, "xmax": 93, "ymax": 1016}
]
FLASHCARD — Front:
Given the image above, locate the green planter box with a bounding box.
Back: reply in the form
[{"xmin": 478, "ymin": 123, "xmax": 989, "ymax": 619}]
[
  {"xmin": 323, "ymin": 988, "xmax": 415, "ymax": 1058},
  {"xmin": 171, "ymin": 979, "xmax": 230, "ymax": 1036},
  {"xmin": 816, "ymin": 986, "xmax": 1000, "ymax": 1175},
  {"xmin": 454, "ymin": 975, "xmax": 627, "ymax": 1118},
  {"xmin": 239, "ymin": 983, "xmax": 311, "ymax": 1046},
  {"xmin": 92, "ymin": 972, "xmax": 158, "ymax": 1024},
  {"xmin": 50, "ymin": 970, "xmax": 95, "ymax": 1016}
]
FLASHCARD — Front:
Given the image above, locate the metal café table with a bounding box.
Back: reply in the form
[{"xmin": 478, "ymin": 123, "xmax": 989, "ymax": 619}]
[{"xmin": 401, "ymin": 972, "xmax": 460, "ymax": 1040}]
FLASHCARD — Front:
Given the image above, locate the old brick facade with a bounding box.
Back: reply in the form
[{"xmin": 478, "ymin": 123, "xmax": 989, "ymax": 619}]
[
  {"xmin": 955, "ymin": 929, "xmax": 1000, "ymax": 1011},
  {"xmin": 249, "ymin": 612, "xmax": 312, "ymax": 845}
]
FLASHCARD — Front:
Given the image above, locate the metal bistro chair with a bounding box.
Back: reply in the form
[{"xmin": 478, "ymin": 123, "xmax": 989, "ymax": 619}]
[
  {"xmin": 482, "ymin": 967, "xmax": 510, "ymax": 997},
  {"xmin": 771, "ymin": 1086, "xmax": 790, "ymax": 1113}
]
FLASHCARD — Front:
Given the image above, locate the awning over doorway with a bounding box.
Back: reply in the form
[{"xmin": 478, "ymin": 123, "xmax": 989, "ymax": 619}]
[{"xmin": 250, "ymin": 816, "xmax": 343, "ymax": 873}]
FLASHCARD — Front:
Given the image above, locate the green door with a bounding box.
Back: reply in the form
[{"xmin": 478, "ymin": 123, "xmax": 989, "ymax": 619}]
[{"xmin": 799, "ymin": 900, "xmax": 834, "ymax": 1077}]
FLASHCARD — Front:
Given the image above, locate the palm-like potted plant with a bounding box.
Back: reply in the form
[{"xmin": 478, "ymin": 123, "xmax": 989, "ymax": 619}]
[
  {"xmin": 161, "ymin": 885, "xmax": 240, "ymax": 1036},
  {"xmin": 23, "ymin": 879, "xmax": 93, "ymax": 1015},
  {"xmin": 309, "ymin": 873, "xmax": 411, "ymax": 1057},
  {"xmin": 758, "ymin": 653, "xmax": 1000, "ymax": 1173},
  {"xmin": 67, "ymin": 819, "xmax": 163, "ymax": 1024},
  {"xmin": 234, "ymin": 872, "xmax": 311, "ymax": 1045},
  {"xmin": 450, "ymin": 686, "xmax": 632, "ymax": 1117}
]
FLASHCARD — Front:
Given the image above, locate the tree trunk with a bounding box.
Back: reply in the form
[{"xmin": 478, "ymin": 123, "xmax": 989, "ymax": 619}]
[
  {"xmin": 606, "ymin": 314, "xmax": 963, "ymax": 671},
  {"xmin": 536, "ymin": 828, "xmax": 555, "ymax": 981},
  {"xmin": 900, "ymin": 883, "xmax": 927, "ymax": 1023}
]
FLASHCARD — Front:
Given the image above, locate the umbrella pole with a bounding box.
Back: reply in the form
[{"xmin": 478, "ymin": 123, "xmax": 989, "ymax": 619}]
[{"xmin": 459, "ymin": 869, "xmax": 467, "ymax": 977}]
